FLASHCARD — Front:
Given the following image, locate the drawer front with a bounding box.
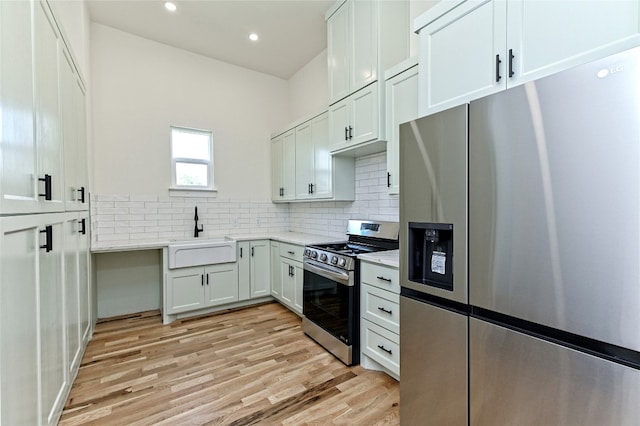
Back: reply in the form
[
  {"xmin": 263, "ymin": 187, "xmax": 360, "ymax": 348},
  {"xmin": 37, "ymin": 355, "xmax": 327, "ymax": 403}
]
[
  {"xmin": 362, "ymin": 284, "xmax": 400, "ymax": 334},
  {"xmin": 280, "ymin": 242, "xmax": 303, "ymax": 262},
  {"xmin": 362, "ymin": 320, "xmax": 400, "ymax": 376},
  {"xmin": 361, "ymin": 261, "xmax": 399, "ymax": 293}
]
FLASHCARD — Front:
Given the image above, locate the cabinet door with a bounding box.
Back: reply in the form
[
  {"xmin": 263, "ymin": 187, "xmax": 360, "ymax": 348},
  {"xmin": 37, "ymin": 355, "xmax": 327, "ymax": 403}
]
[
  {"xmin": 328, "ymin": 98, "xmax": 350, "ymax": 152},
  {"xmin": 282, "ymin": 130, "xmax": 296, "ymax": 201},
  {"xmin": 63, "ymin": 217, "xmax": 82, "ymax": 377},
  {"xmin": 73, "ymin": 79, "xmax": 88, "ymax": 211},
  {"xmin": 61, "ymin": 47, "xmax": 80, "ymax": 210},
  {"xmin": 270, "ymin": 241, "xmax": 281, "ymax": 298},
  {"xmin": 292, "ymin": 261, "xmax": 304, "ymax": 314},
  {"xmin": 0, "ymin": 217, "xmax": 40, "ymax": 425},
  {"xmin": 167, "ymin": 267, "xmax": 205, "ymax": 314},
  {"xmin": 281, "ymin": 259, "xmax": 295, "ymax": 307},
  {"xmin": 507, "ymin": 0, "xmax": 640, "ymax": 88},
  {"xmin": 39, "ymin": 218, "xmax": 66, "ymax": 426},
  {"xmin": 34, "ymin": 1, "xmax": 64, "ymax": 212},
  {"xmin": 385, "ymin": 65, "xmax": 418, "ymax": 195},
  {"xmin": 350, "ymin": 82, "xmax": 379, "ymax": 145},
  {"xmin": 311, "ymin": 112, "xmax": 332, "ymax": 199},
  {"xmin": 250, "ymin": 240, "xmax": 271, "ymax": 298},
  {"xmin": 271, "ymin": 135, "xmax": 284, "ymax": 201},
  {"xmin": 237, "ymin": 241, "xmax": 250, "ymax": 300},
  {"xmin": 417, "ymin": 0, "xmax": 507, "ymax": 116},
  {"xmin": 205, "ymin": 263, "xmax": 238, "ymax": 306},
  {"xmin": 78, "ymin": 213, "xmax": 91, "ymax": 343},
  {"xmin": 327, "ymin": 1, "xmax": 350, "ymax": 104},
  {"xmin": 0, "ymin": 0, "xmax": 38, "ymax": 214},
  {"xmin": 350, "ymin": 0, "xmax": 378, "ymax": 93},
  {"xmin": 295, "ymin": 121, "xmax": 314, "ymax": 200}
]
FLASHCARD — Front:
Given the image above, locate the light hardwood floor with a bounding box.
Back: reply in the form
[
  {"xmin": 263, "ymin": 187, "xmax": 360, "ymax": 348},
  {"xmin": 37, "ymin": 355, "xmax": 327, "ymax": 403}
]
[{"xmin": 60, "ymin": 302, "xmax": 400, "ymax": 425}]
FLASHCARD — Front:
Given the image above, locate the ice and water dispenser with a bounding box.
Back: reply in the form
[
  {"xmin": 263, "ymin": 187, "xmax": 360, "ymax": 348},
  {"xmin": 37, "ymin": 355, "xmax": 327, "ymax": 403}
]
[{"xmin": 408, "ymin": 222, "xmax": 454, "ymax": 291}]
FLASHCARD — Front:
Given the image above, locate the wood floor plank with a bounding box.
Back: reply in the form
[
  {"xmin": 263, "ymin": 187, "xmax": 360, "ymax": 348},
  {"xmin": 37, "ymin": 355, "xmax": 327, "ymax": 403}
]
[{"xmin": 60, "ymin": 302, "xmax": 399, "ymax": 425}]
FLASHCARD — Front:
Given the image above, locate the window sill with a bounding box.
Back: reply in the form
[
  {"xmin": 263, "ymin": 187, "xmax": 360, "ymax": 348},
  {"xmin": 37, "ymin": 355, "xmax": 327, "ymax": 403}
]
[{"xmin": 169, "ymin": 187, "xmax": 218, "ymax": 198}]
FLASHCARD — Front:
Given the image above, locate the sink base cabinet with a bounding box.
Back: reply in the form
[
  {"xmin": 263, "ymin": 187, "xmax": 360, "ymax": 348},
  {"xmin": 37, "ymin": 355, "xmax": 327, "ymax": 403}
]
[{"xmin": 166, "ymin": 263, "xmax": 239, "ymax": 315}]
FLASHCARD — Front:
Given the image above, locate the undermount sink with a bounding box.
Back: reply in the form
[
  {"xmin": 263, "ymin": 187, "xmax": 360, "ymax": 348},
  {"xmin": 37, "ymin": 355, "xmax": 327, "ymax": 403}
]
[{"xmin": 168, "ymin": 237, "xmax": 236, "ymax": 269}]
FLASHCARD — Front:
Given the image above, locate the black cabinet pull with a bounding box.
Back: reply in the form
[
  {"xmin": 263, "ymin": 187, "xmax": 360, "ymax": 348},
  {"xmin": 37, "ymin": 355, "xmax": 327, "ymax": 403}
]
[
  {"xmin": 308, "ymin": 183, "xmax": 311, "ymax": 194},
  {"xmin": 201, "ymin": 274, "xmax": 204, "ymax": 286},
  {"xmin": 377, "ymin": 306, "xmax": 393, "ymax": 315},
  {"xmin": 387, "ymin": 172, "xmax": 391, "ymax": 188},
  {"xmin": 508, "ymin": 48, "xmax": 515, "ymax": 78},
  {"xmin": 240, "ymin": 247, "xmax": 243, "ymax": 258},
  {"xmin": 495, "ymin": 54, "xmax": 502, "ymax": 82},
  {"xmin": 344, "ymin": 126, "xmax": 348, "ymax": 141},
  {"xmin": 377, "ymin": 344, "xmax": 392, "ymax": 355},
  {"xmin": 309, "ymin": 183, "xmax": 314, "ymax": 194},
  {"xmin": 251, "ymin": 246, "xmax": 254, "ymax": 257},
  {"xmin": 376, "ymin": 275, "xmax": 392, "ymax": 282},
  {"xmin": 206, "ymin": 274, "xmax": 209, "ymax": 285},
  {"xmin": 287, "ymin": 250, "xmax": 295, "ymax": 255},
  {"xmin": 40, "ymin": 225, "xmax": 53, "ymax": 252},
  {"xmin": 78, "ymin": 186, "xmax": 86, "ymax": 203},
  {"xmin": 348, "ymin": 125, "xmax": 353, "ymax": 140},
  {"xmin": 39, "ymin": 174, "xmax": 52, "ymax": 200},
  {"xmin": 79, "ymin": 218, "xmax": 87, "ymax": 235}
]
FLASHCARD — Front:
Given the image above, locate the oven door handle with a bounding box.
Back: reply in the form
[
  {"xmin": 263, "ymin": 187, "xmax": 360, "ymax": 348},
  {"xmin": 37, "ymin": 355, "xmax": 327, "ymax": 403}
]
[{"xmin": 304, "ymin": 260, "xmax": 353, "ymax": 287}]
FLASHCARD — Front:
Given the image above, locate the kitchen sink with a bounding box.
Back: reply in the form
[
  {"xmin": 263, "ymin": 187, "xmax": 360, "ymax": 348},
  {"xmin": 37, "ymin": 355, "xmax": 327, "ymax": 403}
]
[{"xmin": 168, "ymin": 237, "xmax": 236, "ymax": 269}]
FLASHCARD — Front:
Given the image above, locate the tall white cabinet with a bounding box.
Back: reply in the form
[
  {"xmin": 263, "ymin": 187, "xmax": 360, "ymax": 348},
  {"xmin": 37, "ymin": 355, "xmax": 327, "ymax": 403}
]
[
  {"xmin": 415, "ymin": 0, "xmax": 640, "ymax": 116},
  {"xmin": 0, "ymin": 1, "xmax": 91, "ymax": 425}
]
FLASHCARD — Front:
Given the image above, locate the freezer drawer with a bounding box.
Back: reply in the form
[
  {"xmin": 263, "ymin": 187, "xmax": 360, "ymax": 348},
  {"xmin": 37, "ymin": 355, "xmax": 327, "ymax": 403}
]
[
  {"xmin": 470, "ymin": 318, "xmax": 640, "ymax": 425},
  {"xmin": 400, "ymin": 295, "xmax": 467, "ymax": 425}
]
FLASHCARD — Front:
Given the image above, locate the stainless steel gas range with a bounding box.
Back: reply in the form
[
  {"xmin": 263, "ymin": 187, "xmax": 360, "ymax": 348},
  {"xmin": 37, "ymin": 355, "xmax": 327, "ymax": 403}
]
[{"xmin": 302, "ymin": 220, "xmax": 399, "ymax": 365}]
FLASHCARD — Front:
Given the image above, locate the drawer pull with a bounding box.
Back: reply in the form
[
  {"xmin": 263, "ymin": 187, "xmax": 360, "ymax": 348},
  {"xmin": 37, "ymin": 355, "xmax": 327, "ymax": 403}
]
[
  {"xmin": 377, "ymin": 306, "xmax": 392, "ymax": 315},
  {"xmin": 377, "ymin": 344, "xmax": 392, "ymax": 355},
  {"xmin": 287, "ymin": 251, "xmax": 295, "ymax": 255},
  {"xmin": 376, "ymin": 276, "xmax": 392, "ymax": 282}
]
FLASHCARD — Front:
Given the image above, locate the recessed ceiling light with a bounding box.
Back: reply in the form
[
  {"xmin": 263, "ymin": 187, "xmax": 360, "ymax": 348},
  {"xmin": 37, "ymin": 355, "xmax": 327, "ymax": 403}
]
[
  {"xmin": 249, "ymin": 33, "xmax": 259, "ymax": 42},
  {"xmin": 164, "ymin": 2, "xmax": 177, "ymax": 12}
]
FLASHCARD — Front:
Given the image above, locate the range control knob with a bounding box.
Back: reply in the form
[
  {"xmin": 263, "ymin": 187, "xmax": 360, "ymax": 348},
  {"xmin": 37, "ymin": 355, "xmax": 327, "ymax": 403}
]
[
  {"xmin": 311, "ymin": 251, "xmax": 318, "ymax": 259},
  {"xmin": 303, "ymin": 249, "xmax": 310, "ymax": 257},
  {"xmin": 331, "ymin": 256, "xmax": 338, "ymax": 265},
  {"xmin": 319, "ymin": 253, "xmax": 328, "ymax": 262},
  {"xmin": 338, "ymin": 257, "xmax": 347, "ymax": 267}
]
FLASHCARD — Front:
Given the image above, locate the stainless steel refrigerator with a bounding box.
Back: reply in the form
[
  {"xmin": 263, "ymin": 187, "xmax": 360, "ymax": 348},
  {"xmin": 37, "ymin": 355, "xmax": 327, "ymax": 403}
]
[{"xmin": 400, "ymin": 47, "xmax": 640, "ymax": 425}]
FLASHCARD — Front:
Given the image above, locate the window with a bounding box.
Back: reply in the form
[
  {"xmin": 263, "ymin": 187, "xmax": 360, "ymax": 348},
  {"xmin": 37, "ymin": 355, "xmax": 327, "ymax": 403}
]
[{"xmin": 170, "ymin": 126, "xmax": 214, "ymax": 191}]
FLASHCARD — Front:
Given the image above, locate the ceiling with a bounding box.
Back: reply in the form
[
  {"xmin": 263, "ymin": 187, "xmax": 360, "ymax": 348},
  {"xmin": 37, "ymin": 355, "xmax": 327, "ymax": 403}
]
[{"xmin": 87, "ymin": 0, "xmax": 335, "ymax": 80}]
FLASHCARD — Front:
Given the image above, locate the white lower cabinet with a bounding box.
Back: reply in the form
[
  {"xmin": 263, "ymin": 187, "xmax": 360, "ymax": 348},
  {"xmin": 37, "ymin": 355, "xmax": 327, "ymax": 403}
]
[
  {"xmin": 278, "ymin": 242, "xmax": 304, "ymax": 315},
  {"xmin": 360, "ymin": 261, "xmax": 400, "ymax": 380},
  {"xmin": 237, "ymin": 239, "xmax": 271, "ymax": 300},
  {"xmin": 270, "ymin": 241, "xmax": 281, "ymax": 298},
  {"xmin": 0, "ymin": 212, "xmax": 90, "ymax": 425},
  {"xmin": 166, "ymin": 263, "xmax": 239, "ymax": 314}
]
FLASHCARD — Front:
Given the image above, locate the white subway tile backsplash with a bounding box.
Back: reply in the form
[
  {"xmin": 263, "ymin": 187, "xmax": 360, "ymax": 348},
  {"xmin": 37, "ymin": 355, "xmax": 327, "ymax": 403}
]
[{"xmin": 91, "ymin": 152, "xmax": 397, "ymax": 244}]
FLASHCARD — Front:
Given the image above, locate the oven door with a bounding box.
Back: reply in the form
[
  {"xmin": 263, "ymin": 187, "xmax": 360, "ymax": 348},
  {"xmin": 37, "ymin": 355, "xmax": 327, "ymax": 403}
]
[{"xmin": 303, "ymin": 259, "xmax": 356, "ymax": 345}]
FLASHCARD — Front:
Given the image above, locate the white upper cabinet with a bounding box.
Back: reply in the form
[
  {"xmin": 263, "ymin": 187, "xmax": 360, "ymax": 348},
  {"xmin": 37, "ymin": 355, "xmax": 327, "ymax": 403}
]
[
  {"xmin": 271, "ymin": 130, "xmax": 296, "ymax": 202},
  {"xmin": 329, "ymin": 82, "xmax": 382, "ymax": 154},
  {"xmin": 327, "ymin": 0, "xmax": 409, "ymax": 105},
  {"xmin": 416, "ymin": 0, "xmax": 640, "ymax": 116},
  {"xmin": 61, "ymin": 46, "xmax": 89, "ymax": 211},
  {"xmin": 272, "ymin": 112, "xmax": 355, "ymax": 202},
  {"xmin": 1, "ymin": 0, "xmax": 89, "ymax": 214},
  {"xmin": 385, "ymin": 60, "xmax": 418, "ymax": 195}
]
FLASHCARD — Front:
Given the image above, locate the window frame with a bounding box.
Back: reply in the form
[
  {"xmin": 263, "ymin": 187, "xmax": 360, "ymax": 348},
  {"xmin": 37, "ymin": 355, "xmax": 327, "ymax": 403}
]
[{"xmin": 169, "ymin": 125, "xmax": 215, "ymax": 193}]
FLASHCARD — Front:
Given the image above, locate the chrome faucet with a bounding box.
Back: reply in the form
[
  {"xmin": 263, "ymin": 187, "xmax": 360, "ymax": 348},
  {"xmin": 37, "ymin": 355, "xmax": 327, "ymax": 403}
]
[{"xmin": 194, "ymin": 206, "xmax": 203, "ymax": 238}]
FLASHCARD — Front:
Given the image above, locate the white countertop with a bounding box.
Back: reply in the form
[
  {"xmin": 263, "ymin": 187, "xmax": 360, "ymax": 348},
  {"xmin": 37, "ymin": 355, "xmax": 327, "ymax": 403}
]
[
  {"xmin": 358, "ymin": 249, "xmax": 400, "ymax": 268},
  {"xmin": 91, "ymin": 231, "xmax": 336, "ymax": 253}
]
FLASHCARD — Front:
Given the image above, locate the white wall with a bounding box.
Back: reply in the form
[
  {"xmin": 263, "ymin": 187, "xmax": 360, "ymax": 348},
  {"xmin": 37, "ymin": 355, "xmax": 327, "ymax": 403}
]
[
  {"xmin": 287, "ymin": 49, "xmax": 328, "ymax": 122},
  {"xmin": 409, "ymin": 0, "xmax": 440, "ymax": 57},
  {"xmin": 91, "ymin": 23, "xmax": 290, "ymax": 200}
]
